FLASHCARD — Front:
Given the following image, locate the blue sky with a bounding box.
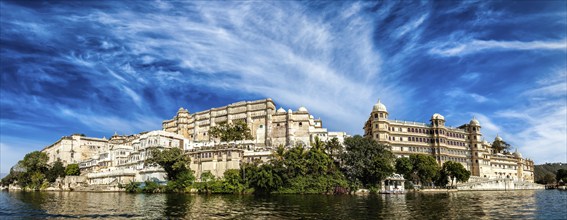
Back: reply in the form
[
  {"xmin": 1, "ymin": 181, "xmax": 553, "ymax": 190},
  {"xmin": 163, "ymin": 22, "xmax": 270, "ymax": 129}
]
[{"xmin": 1, "ymin": 1, "xmax": 566, "ymax": 173}]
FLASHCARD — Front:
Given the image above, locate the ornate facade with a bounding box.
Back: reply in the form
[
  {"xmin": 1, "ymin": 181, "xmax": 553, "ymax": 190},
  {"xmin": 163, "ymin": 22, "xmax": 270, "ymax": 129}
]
[
  {"xmin": 42, "ymin": 134, "xmax": 109, "ymax": 166},
  {"xmin": 162, "ymin": 98, "xmax": 347, "ymax": 148},
  {"xmin": 364, "ymin": 100, "xmax": 534, "ymax": 182}
]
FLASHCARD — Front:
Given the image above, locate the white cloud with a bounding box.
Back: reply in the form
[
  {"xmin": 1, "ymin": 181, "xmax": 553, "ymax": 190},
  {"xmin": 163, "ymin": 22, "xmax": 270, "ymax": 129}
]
[
  {"xmin": 493, "ymin": 70, "xmax": 567, "ymax": 163},
  {"xmin": 76, "ymin": 1, "xmax": 408, "ymax": 134},
  {"xmin": 460, "ymin": 72, "xmax": 480, "ymax": 82},
  {"xmin": 429, "ymin": 39, "xmax": 567, "ymax": 57},
  {"xmin": 58, "ymin": 106, "xmax": 161, "ymax": 134},
  {"xmin": 394, "ymin": 13, "xmax": 428, "ymax": 39},
  {"xmin": 445, "ymin": 88, "xmax": 489, "ymax": 103}
]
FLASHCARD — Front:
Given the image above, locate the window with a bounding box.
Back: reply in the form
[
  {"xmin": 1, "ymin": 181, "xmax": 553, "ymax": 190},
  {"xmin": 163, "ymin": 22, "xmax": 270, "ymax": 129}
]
[
  {"xmin": 374, "ymin": 113, "xmax": 378, "ymax": 119},
  {"xmin": 299, "ymin": 122, "xmax": 303, "ymax": 127}
]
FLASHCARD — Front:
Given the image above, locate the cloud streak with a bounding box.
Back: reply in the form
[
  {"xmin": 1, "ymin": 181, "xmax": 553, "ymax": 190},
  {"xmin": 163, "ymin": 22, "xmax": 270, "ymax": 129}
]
[{"xmin": 429, "ymin": 39, "xmax": 566, "ymax": 56}]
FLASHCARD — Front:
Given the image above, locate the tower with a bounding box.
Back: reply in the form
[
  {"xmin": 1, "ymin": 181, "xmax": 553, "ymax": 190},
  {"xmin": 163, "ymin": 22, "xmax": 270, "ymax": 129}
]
[
  {"xmin": 369, "ymin": 100, "xmax": 390, "ymax": 144},
  {"xmin": 430, "ymin": 113, "xmax": 446, "ymax": 163},
  {"xmin": 468, "ymin": 116, "xmax": 482, "ymax": 176}
]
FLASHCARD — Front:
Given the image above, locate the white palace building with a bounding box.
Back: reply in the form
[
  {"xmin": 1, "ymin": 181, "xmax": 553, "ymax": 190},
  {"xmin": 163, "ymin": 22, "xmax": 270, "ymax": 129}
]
[
  {"xmin": 41, "ymin": 99, "xmax": 347, "ymax": 185},
  {"xmin": 363, "ymin": 100, "xmax": 534, "ymax": 182}
]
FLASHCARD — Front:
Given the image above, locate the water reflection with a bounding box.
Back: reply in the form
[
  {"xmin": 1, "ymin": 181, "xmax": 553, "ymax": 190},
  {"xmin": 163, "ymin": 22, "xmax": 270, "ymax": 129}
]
[{"xmin": 1, "ymin": 190, "xmax": 564, "ymax": 219}]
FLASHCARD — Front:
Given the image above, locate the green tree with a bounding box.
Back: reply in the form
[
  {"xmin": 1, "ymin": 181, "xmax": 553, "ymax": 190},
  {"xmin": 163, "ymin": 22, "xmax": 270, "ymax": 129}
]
[
  {"xmin": 29, "ymin": 171, "xmax": 46, "ymax": 190},
  {"xmin": 439, "ymin": 161, "xmax": 471, "ymax": 186},
  {"xmin": 146, "ymin": 147, "xmax": 191, "ymax": 181},
  {"xmin": 222, "ymin": 169, "xmax": 245, "ymax": 193},
  {"xmin": 146, "ymin": 147, "xmax": 194, "ymax": 192},
  {"xmin": 395, "ymin": 157, "xmax": 413, "ymax": 180},
  {"xmin": 195, "ymin": 171, "xmax": 217, "ymax": 193},
  {"xmin": 324, "ymin": 137, "xmax": 343, "ymax": 158},
  {"xmin": 248, "ymin": 164, "xmax": 283, "ymax": 193},
  {"xmin": 46, "ymin": 160, "xmax": 66, "ymax": 182},
  {"xmin": 556, "ymin": 169, "xmax": 567, "ymax": 183},
  {"xmin": 409, "ymin": 154, "xmax": 440, "ymax": 186},
  {"xmin": 492, "ymin": 139, "xmax": 511, "ymax": 153},
  {"xmin": 4, "ymin": 151, "xmax": 51, "ymax": 190},
  {"xmin": 122, "ymin": 181, "xmax": 141, "ymax": 193},
  {"xmin": 65, "ymin": 164, "xmax": 80, "ymax": 176},
  {"xmin": 340, "ymin": 135, "xmax": 395, "ymax": 189},
  {"xmin": 209, "ymin": 121, "xmax": 253, "ymax": 142},
  {"xmin": 23, "ymin": 151, "xmax": 49, "ymax": 174},
  {"xmin": 283, "ymin": 144, "xmax": 308, "ymax": 179},
  {"xmin": 543, "ymin": 173, "xmax": 556, "ymax": 184},
  {"xmin": 305, "ymin": 145, "xmax": 333, "ymax": 176}
]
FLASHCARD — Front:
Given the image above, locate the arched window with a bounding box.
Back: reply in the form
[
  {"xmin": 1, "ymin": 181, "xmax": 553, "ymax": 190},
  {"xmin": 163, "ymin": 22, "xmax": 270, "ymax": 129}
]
[{"xmin": 374, "ymin": 113, "xmax": 378, "ymax": 119}]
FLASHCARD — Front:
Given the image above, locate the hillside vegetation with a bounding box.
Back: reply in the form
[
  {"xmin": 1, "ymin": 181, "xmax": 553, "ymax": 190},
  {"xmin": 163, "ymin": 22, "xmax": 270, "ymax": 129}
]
[{"xmin": 534, "ymin": 163, "xmax": 567, "ymax": 184}]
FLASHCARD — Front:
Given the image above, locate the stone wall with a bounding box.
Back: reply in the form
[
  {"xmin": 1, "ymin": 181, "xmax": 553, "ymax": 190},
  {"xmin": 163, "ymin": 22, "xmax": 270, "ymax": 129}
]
[{"xmin": 457, "ymin": 178, "xmax": 544, "ymax": 191}]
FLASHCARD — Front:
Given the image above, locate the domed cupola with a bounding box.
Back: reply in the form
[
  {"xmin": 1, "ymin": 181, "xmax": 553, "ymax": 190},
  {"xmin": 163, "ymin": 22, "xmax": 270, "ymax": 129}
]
[
  {"xmin": 430, "ymin": 113, "xmax": 445, "ymax": 127},
  {"xmin": 276, "ymin": 107, "xmax": 286, "ymax": 114},
  {"xmin": 297, "ymin": 106, "xmax": 308, "ymax": 113},
  {"xmin": 495, "ymin": 134, "xmax": 503, "ymax": 142},
  {"xmin": 372, "ymin": 99, "xmax": 387, "ymax": 112},
  {"xmin": 431, "ymin": 113, "xmax": 445, "ymax": 121},
  {"xmin": 513, "ymin": 148, "xmax": 523, "ymax": 158},
  {"xmin": 371, "ymin": 99, "xmax": 388, "ymax": 120},
  {"xmin": 470, "ymin": 116, "xmax": 480, "ymax": 126}
]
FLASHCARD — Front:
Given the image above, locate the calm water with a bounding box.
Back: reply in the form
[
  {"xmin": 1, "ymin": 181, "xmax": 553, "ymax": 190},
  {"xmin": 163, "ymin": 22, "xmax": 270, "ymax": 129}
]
[{"xmin": 1, "ymin": 190, "xmax": 566, "ymax": 219}]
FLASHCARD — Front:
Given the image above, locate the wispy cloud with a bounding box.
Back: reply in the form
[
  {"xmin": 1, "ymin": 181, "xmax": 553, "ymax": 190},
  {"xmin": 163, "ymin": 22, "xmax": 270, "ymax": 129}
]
[
  {"xmin": 445, "ymin": 88, "xmax": 490, "ymax": 103},
  {"xmin": 493, "ymin": 70, "xmax": 567, "ymax": 163},
  {"xmin": 429, "ymin": 39, "xmax": 567, "ymax": 57}
]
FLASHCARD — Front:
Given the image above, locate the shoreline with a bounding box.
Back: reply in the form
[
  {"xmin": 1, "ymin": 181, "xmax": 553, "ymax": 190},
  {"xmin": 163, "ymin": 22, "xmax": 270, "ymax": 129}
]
[{"xmin": 2, "ymin": 186, "xmax": 549, "ymax": 194}]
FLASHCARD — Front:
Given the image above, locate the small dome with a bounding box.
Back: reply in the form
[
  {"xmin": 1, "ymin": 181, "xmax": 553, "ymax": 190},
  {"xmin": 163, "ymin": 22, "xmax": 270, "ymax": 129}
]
[
  {"xmin": 298, "ymin": 106, "xmax": 308, "ymax": 112},
  {"xmin": 513, "ymin": 149, "xmax": 522, "ymax": 158},
  {"xmin": 470, "ymin": 116, "xmax": 480, "ymax": 125},
  {"xmin": 372, "ymin": 99, "xmax": 387, "ymax": 112},
  {"xmin": 288, "ymin": 109, "xmax": 293, "ymax": 114},
  {"xmin": 495, "ymin": 135, "xmax": 503, "ymax": 142},
  {"xmin": 431, "ymin": 113, "xmax": 445, "ymax": 121},
  {"xmin": 309, "ymin": 115, "xmax": 314, "ymax": 119},
  {"xmin": 276, "ymin": 107, "xmax": 286, "ymax": 113}
]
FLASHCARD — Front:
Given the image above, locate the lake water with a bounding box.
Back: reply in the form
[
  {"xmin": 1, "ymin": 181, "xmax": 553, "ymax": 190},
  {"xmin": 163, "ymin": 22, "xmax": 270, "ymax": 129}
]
[{"xmin": 1, "ymin": 190, "xmax": 566, "ymax": 219}]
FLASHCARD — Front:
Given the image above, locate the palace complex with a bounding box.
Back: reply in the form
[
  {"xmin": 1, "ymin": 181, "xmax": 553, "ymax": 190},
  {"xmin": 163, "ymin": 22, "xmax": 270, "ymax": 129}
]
[
  {"xmin": 38, "ymin": 98, "xmax": 535, "ymax": 186},
  {"xmin": 364, "ymin": 100, "xmax": 534, "ymax": 182},
  {"xmin": 41, "ymin": 99, "xmax": 347, "ymax": 184},
  {"xmin": 162, "ymin": 98, "xmax": 346, "ymax": 147}
]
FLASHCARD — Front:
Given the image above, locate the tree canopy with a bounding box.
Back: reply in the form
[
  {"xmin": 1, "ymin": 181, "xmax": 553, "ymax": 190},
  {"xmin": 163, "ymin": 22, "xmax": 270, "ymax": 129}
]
[
  {"xmin": 209, "ymin": 121, "xmax": 253, "ymax": 142},
  {"xmin": 556, "ymin": 169, "xmax": 567, "ymax": 183},
  {"xmin": 65, "ymin": 164, "xmax": 80, "ymax": 176},
  {"xmin": 146, "ymin": 147, "xmax": 195, "ymax": 192},
  {"xmin": 408, "ymin": 154, "xmax": 440, "ymax": 186},
  {"xmin": 1, "ymin": 151, "xmax": 50, "ymax": 190},
  {"xmin": 146, "ymin": 147, "xmax": 192, "ymax": 181},
  {"xmin": 395, "ymin": 157, "xmax": 413, "ymax": 180},
  {"xmin": 439, "ymin": 161, "xmax": 471, "ymax": 186},
  {"xmin": 492, "ymin": 139, "xmax": 511, "ymax": 153},
  {"xmin": 340, "ymin": 135, "xmax": 395, "ymax": 189},
  {"xmin": 46, "ymin": 160, "xmax": 66, "ymax": 182}
]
